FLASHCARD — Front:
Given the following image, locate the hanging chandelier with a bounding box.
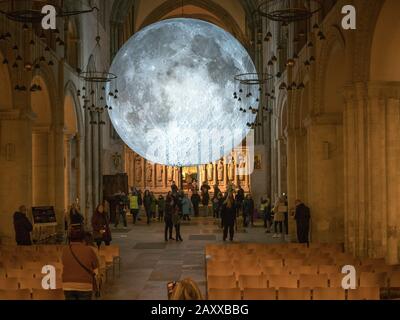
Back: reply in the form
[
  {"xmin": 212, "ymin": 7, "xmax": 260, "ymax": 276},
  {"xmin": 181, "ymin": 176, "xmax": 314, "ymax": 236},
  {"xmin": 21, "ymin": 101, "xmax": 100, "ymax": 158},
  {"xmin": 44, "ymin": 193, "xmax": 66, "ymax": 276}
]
[
  {"xmin": 78, "ymin": 10, "xmax": 118, "ymax": 126},
  {"xmin": 234, "ymin": 72, "xmax": 274, "ymax": 129},
  {"xmin": 0, "ymin": 0, "xmax": 97, "ymax": 23},
  {"xmin": 258, "ymin": 0, "xmax": 322, "ymax": 24}
]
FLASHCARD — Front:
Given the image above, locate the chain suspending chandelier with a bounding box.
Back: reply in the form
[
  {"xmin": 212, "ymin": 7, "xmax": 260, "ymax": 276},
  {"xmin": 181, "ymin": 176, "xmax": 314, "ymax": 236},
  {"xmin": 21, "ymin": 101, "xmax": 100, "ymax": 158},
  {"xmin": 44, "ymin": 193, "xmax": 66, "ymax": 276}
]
[
  {"xmin": 78, "ymin": 9, "xmax": 118, "ymax": 126},
  {"xmin": 234, "ymin": 72, "xmax": 274, "ymax": 129},
  {"xmin": 0, "ymin": 0, "xmax": 97, "ymax": 92},
  {"xmin": 258, "ymin": 0, "xmax": 322, "ymax": 24}
]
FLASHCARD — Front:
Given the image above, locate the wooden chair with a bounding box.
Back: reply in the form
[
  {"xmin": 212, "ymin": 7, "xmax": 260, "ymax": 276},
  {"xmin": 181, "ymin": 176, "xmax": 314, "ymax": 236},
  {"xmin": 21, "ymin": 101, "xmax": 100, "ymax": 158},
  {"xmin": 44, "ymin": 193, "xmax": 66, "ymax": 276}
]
[
  {"xmin": 0, "ymin": 278, "xmax": 19, "ymax": 290},
  {"xmin": 207, "ymin": 275, "xmax": 237, "ymax": 290},
  {"xmin": 207, "ymin": 261, "xmax": 233, "ymax": 270},
  {"xmin": 299, "ymin": 274, "xmax": 329, "ymax": 288},
  {"xmin": 207, "ymin": 266, "xmax": 235, "ymax": 277},
  {"xmin": 373, "ymin": 265, "xmax": 396, "ymax": 274},
  {"xmin": 259, "ymin": 259, "xmax": 283, "ymax": 268},
  {"xmin": 347, "ymin": 287, "xmax": 380, "ymax": 300},
  {"xmin": 305, "ymin": 257, "xmax": 335, "ymax": 266},
  {"xmin": 268, "ymin": 274, "xmax": 299, "ymax": 289},
  {"xmin": 233, "ymin": 257, "xmax": 259, "ymax": 267},
  {"xmin": 360, "ymin": 258, "xmax": 386, "ymax": 267},
  {"xmin": 6, "ymin": 268, "xmax": 35, "ymax": 280},
  {"xmin": 278, "ymin": 288, "xmax": 311, "ymax": 300},
  {"xmin": 290, "ymin": 265, "xmax": 319, "ymax": 275},
  {"xmin": 234, "ymin": 267, "xmax": 263, "ymax": 281},
  {"xmin": 359, "ymin": 272, "xmax": 387, "ymax": 288},
  {"xmin": 263, "ymin": 266, "xmax": 290, "ymax": 276},
  {"xmin": 243, "ymin": 288, "xmax": 276, "ymax": 300},
  {"xmin": 19, "ymin": 278, "xmax": 46, "ymax": 291},
  {"xmin": 356, "ymin": 265, "xmax": 374, "ymax": 273},
  {"xmin": 238, "ymin": 275, "xmax": 267, "ymax": 290},
  {"xmin": 312, "ymin": 287, "xmax": 346, "ymax": 300},
  {"xmin": 284, "ymin": 259, "xmax": 304, "ymax": 267},
  {"xmin": 319, "ymin": 265, "xmax": 340, "ymax": 275},
  {"xmin": 32, "ymin": 289, "xmax": 65, "ymax": 300},
  {"xmin": 387, "ymin": 272, "xmax": 400, "ymax": 299},
  {"xmin": 0, "ymin": 289, "xmax": 31, "ymax": 300},
  {"xmin": 328, "ymin": 274, "xmax": 345, "ymax": 288},
  {"xmin": 208, "ymin": 288, "xmax": 241, "ymax": 300}
]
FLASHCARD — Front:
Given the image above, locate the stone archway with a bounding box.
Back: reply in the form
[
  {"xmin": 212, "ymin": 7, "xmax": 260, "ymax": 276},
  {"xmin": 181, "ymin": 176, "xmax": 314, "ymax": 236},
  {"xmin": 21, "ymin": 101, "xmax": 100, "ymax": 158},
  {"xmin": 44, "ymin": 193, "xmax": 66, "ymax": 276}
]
[{"xmin": 138, "ymin": 0, "xmax": 247, "ymax": 46}]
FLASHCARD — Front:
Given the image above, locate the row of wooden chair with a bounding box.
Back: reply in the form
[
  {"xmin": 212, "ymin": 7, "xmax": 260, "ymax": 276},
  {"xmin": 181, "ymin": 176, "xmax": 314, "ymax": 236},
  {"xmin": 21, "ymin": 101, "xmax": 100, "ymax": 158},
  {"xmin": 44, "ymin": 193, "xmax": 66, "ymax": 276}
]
[
  {"xmin": 0, "ymin": 277, "xmax": 63, "ymax": 291},
  {"xmin": 0, "ymin": 267, "xmax": 63, "ymax": 280},
  {"xmin": 208, "ymin": 287, "xmax": 380, "ymax": 300},
  {"xmin": 207, "ymin": 273, "xmax": 400, "ymax": 290},
  {"xmin": 206, "ymin": 263, "xmax": 400, "ymax": 278},
  {"xmin": 0, "ymin": 289, "xmax": 65, "ymax": 300}
]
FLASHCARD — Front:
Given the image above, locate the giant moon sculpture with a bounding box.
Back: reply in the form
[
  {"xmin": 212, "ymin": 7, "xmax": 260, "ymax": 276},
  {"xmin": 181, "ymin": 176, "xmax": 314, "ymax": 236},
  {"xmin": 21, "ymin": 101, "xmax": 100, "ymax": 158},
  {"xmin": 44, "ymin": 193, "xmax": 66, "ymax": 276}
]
[{"xmin": 108, "ymin": 18, "xmax": 258, "ymax": 166}]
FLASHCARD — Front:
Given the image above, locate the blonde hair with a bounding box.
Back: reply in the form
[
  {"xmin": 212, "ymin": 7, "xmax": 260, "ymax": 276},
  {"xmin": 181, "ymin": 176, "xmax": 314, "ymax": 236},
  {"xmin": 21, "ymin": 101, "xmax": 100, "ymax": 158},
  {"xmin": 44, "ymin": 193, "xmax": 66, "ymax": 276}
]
[{"xmin": 169, "ymin": 278, "xmax": 204, "ymax": 300}]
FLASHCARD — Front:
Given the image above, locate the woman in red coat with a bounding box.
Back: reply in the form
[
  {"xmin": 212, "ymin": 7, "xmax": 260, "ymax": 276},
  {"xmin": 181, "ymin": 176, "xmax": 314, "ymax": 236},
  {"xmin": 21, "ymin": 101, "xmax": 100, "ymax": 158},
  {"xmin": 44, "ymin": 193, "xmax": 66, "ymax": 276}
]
[{"xmin": 92, "ymin": 204, "xmax": 112, "ymax": 248}]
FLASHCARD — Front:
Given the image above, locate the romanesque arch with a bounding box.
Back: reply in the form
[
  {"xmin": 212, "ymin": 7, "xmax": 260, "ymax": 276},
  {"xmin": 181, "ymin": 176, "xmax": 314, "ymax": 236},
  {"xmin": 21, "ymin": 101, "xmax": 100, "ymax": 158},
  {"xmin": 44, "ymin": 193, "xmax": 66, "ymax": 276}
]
[{"xmin": 138, "ymin": 0, "xmax": 247, "ymax": 46}]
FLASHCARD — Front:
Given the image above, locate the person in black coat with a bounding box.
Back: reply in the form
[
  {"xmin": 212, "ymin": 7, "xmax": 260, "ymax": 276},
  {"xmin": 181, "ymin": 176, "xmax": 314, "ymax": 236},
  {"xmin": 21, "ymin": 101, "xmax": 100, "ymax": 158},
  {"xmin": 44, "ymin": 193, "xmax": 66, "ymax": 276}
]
[
  {"xmin": 221, "ymin": 193, "xmax": 236, "ymax": 242},
  {"xmin": 143, "ymin": 190, "xmax": 152, "ymax": 225},
  {"xmin": 235, "ymin": 186, "xmax": 245, "ymax": 217},
  {"xmin": 164, "ymin": 194, "xmax": 175, "ymax": 242},
  {"xmin": 191, "ymin": 191, "xmax": 201, "ymax": 217},
  {"xmin": 69, "ymin": 204, "xmax": 84, "ymax": 226},
  {"xmin": 243, "ymin": 194, "xmax": 255, "ymax": 227},
  {"xmin": 294, "ymin": 200, "xmax": 311, "ymax": 244},
  {"xmin": 13, "ymin": 206, "xmax": 33, "ymax": 246}
]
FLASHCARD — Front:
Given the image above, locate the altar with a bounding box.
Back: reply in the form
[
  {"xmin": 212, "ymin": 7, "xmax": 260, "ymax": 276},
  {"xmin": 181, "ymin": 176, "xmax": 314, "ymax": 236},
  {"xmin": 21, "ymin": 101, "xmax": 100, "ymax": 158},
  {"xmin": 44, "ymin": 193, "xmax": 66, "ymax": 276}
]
[{"xmin": 124, "ymin": 146, "xmax": 251, "ymax": 195}]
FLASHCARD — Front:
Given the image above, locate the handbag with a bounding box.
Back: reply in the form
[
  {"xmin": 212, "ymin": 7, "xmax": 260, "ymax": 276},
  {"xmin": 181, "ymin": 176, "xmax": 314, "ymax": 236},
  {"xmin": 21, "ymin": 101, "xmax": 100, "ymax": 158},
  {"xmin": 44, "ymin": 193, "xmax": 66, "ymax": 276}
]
[{"xmin": 69, "ymin": 245, "xmax": 101, "ymax": 298}]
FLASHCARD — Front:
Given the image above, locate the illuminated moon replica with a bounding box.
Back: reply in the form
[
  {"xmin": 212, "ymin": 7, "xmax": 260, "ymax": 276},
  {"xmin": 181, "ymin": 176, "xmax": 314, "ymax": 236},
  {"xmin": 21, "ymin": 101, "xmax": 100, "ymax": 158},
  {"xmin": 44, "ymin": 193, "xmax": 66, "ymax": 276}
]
[{"xmin": 108, "ymin": 18, "xmax": 258, "ymax": 166}]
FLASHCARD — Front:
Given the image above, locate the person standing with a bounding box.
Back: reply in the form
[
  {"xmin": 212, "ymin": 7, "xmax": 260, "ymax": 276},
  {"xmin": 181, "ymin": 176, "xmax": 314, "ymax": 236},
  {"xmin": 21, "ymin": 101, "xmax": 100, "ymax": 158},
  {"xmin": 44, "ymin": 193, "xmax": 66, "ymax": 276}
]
[
  {"xmin": 212, "ymin": 191, "xmax": 220, "ymax": 218},
  {"xmin": 150, "ymin": 192, "xmax": 157, "ymax": 220},
  {"xmin": 217, "ymin": 192, "xmax": 224, "ymax": 221},
  {"xmin": 263, "ymin": 198, "xmax": 272, "ymax": 233},
  {"xmin": 158, "ymin": 195, "xmax": 166, "ymax": 222},
  {"xmin": 137, "ymin": 190, "xmax": 143, "ymax": 221},
  {"xmin": 171, "ymin": 181, "xmax": 179, "ymax": 196},
  {"xmin": 143, "ymin": 190, "xmax": 152, "ymax": 225},
  {"xmin": 92, "ymin": 204, "xmax": 112, "ymax": 248},
  {"xmin": 243, "ymin": 194, "xmax": 255, "ymax": 227},
  {"xmin": 272, "ymin": 197, "xmax": 285, "ymax": 238},
  {"xmin": 164, "ymin": 194, "xmax": 175, "ymax": 242},
  {"xmin": 62, "ymin": 227, "xmax": 99, "ymax": 300},
  {"xmin": 294, "ymin": 200, "xmax": 311, "ymax": 244},
  {"xmin": 129, "ymin": 189, "xmax": 139, "ymax": 224},
  {"xmin": 235, "ymin": 186, "xmax": 245, "ymax": 217},
  {"xmin": 221, "ymin": 193, "xmax": 236, "ymax": 242},
  {"xmin": 191, "ymin": 190, "xmax": 201, "ymax": 217},
  {"xmin": 283, "ymin": 194, "xmax": 289, "ymax": 236},
  {"xmin": 172, "ymin": 202, "xmax": 183, "ymax": 242},
  {"xmin": 181, "ymin": 193, "xmax": 193, "ymax": 221},
  {"xmin": 69, "ymin": 203, "xmax": 84, "ymax": 227},
  {"xmin": 13, "ymin": 205, "xmax": 33, "ymax": 246},
  {"xmin": 114, "ymin": 191, "xmax": 128, "ymax": 229},
  {"xmin": 201, "ymin": 182, "xmax": 210, "ymax": 215}
]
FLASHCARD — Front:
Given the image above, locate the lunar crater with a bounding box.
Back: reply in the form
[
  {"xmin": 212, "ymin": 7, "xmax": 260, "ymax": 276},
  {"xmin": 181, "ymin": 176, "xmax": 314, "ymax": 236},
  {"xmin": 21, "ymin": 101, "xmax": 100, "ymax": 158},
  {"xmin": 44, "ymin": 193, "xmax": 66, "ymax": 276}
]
[{"xmin": 108, "ymin": 18, "xmax": 258, "ymax": 166}]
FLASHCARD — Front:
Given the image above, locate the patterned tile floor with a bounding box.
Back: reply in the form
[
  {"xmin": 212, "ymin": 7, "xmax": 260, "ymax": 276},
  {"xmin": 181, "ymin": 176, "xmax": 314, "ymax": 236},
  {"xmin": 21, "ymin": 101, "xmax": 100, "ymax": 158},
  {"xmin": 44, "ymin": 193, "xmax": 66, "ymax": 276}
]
[{"xmin": 101, "ymin": 215, "xmax": 285, "ymax": 300}]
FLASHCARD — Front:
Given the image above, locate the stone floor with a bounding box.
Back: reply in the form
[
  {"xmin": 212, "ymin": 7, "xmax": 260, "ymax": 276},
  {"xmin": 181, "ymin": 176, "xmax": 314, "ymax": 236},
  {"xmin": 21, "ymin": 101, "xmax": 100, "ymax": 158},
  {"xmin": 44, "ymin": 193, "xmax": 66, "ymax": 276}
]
[{"xmin": 101, "ymin": 215, "xmax": 285, "ymax": 300}]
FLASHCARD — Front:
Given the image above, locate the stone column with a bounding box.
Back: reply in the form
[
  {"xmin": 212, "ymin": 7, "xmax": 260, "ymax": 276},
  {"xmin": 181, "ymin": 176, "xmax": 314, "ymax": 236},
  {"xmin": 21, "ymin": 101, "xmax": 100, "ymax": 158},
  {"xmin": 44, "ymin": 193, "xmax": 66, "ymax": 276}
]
[
  {"xmin": 344, "ymin": 82, "xmax": 400, "ymax": 263},
  {"xmin": 0, "ymin": 110, "xmax": 33, "ymax": 242}
]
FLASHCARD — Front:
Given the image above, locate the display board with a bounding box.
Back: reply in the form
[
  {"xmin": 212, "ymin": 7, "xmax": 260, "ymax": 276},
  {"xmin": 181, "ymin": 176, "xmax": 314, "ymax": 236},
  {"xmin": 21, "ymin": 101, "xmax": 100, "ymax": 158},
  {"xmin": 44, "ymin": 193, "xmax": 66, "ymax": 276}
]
[{"xmin": 32, "ymin": 206, "xmax": 57, "ymax": 225}]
